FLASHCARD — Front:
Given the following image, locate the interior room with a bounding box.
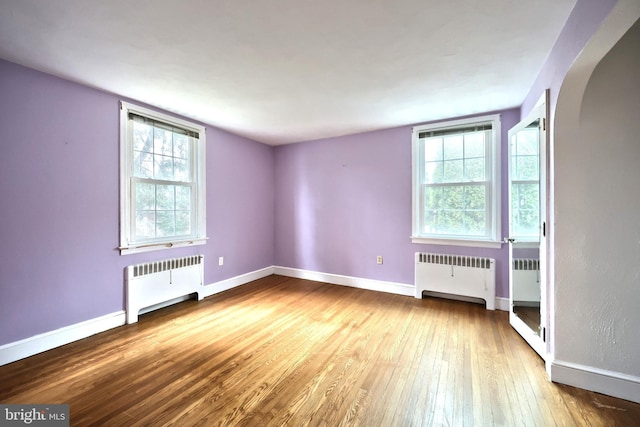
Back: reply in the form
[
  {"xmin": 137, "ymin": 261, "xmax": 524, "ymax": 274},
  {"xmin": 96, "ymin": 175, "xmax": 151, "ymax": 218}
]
[{"xmin": 1, "ymin": 0, "xmax": 639, "ymax": 424}]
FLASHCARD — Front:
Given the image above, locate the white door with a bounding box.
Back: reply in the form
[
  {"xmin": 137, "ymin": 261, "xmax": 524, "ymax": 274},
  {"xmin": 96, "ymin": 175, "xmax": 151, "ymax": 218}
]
[{"xmin": 507, "ymin": 92, "xmax": 548, "ymax": 359}]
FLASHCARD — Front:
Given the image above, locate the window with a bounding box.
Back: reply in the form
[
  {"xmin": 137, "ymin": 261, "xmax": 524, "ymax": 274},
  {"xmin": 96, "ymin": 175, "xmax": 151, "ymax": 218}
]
[
  {"xmin": 119, "ymin": 102, "xmax": 206, "ymax": 254},
  {"xmin": 412, "ymin": 115, "xmax": 501, "ymax": 247},
  {"xmin": 509, "ymin": 120, "xmax": 540, "ymax": 241}
]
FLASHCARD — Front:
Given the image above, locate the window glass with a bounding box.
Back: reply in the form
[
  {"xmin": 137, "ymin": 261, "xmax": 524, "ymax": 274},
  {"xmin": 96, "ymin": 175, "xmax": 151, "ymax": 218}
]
[
  {"xmin": 120, "ymin": 102, "xmax": 206, "ymax": 254},
  {"xmin": 412, "ymin": 115, "xmax": 500, "ymax": 245},
  {"xmin": 510, "ymin": 126, "xmax": 540, "ymax": 239}
]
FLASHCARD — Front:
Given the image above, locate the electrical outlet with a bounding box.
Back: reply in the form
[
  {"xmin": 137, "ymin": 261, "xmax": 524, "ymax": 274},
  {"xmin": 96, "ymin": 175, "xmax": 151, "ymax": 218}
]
[
  {"xmin": 218, "ymin": 256, "xmax": 224, "ymax": 266},
  {"xmin": 376, "ymin": 256, "xmax": 383, "ymax": 265}
]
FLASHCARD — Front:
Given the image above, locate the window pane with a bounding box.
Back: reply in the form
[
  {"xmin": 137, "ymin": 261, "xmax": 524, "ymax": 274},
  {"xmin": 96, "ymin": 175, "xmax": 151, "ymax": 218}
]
[
  {"xmin": 423, "ymin": 184, "xmax": 440, "ymax": 206},
  {"xmin": 440, "ymin": 210, "xmax": 463, "ymax": 234},
  {"xmin": 464, "ymin": 185, "xmax": 486, "ymax": 210},
  {"xmin": 156, "ymin": 211, "xmax": 175, "ymax": 237},
  {"xmin": 519, "ymin": 183, "xmax": 539, "ymax": 210},
  {"xmin": 463, "ymin": 210, "xmax": 486, "ymax": 235},
  {"xmin": 135, "ymin": 211, "xmax": 155, "ymax": 239},
  {"xmin": 135, "ymin": 182, "xmax": 156, "ymax": 210},
  {"xmin": 176, "ymin": 186, "xmax": 191, "ymax": 211},
  {"xmin": 424, "ymin": 138, "xmax": 443, "ymax": 162},
  {"xmin": 422, "ymin": 184, "xmax": 487, "ymax": 236},
  {"xmin": 425, "ymin": 161, "xmax": 443, "ymax": 184},
  {"xmin": 154, "ymin": 155, "xmax": 174, "ymax": 180},
  {"xmin": 443, "ymin": 159, "xmax": 463, "ymax": 182},
  {"xmin": 423, "ymin": 209, "xmax": 460, "ymax": 235},
  {"xmin": 464, "ymin": 133, "xmax": 485, "ymax": 157},
  {"xmin": 174, "ymin": 158, "xmax": 189, "ymax": 182},
  {"xmin": 132, "ymin": 183, "xmax": 193, "ymax": 240},
  {"xmin": 443, "ymin": 186, "xmax": 463, "ymax": 210},
  {"xmin": 443, "ymin": 135, "xmax": 463, "ymax": 160},
  {"xmin": 513, "ymin": 209, "xmax": 539, "ymax": 236},
  {"xmin": 516, "ymin": 129, "xmax": 538, "ymax": 155},
  {"xmin": 173, "ymin": 134, "xmax": 190, "ymax": 160},
  {"xmin": 512, "ymin": 126, "xmax": 540, "ymax": 220},
  {"xmin": 464, "ymin": 157, "xmax": 485, "ymax": 181},
  {"xmin": 134, "ymin": 150, "xmax": 154, "ymax": 179},
  {"xmin": 515, "ymin": 155, "xmax": 538, "ymax": 180},
  {"xmin": 176, "ymin": 211, "xmax": 191, "ymax": 235},
  {"xmin": 512, "ymin": 183, "xmax": 539, "ymax": 237},
  {"xmin": 422, "ymin": 209, "xmax": 438, "ymax": 233},
  {"xmin": 156, "ymin": 185, "xmax": 175, "ymax": 210},
  {"xmin": 154, "ymin": 128, "xmax": 173, "ymax": 156},
  {"xmin": 133, "ymin": 121, "xmax": 153, "ymax": 152}
]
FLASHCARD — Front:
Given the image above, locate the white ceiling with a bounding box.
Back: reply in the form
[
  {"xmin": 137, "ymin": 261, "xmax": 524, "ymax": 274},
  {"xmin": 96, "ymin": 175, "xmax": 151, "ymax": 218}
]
[{"xmin": 0, "ymin": 0, "xmax": 576, "ymax": 145}]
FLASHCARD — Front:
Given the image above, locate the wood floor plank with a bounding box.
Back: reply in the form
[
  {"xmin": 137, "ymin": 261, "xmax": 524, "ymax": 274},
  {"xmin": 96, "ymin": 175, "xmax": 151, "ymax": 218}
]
[{"xmin": 1, "ymin": 275, "xmax": 639, "ymax": 426}]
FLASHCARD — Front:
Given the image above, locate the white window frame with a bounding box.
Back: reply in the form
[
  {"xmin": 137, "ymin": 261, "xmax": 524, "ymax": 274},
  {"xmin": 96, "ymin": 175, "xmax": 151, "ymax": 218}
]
[
  {"xmin": 411, "ymin": 114, "xmax": 501, "ymax": 248},
  {"xmin": 119, "ymin": 101, "xmax": 207, "ymax": 255}
]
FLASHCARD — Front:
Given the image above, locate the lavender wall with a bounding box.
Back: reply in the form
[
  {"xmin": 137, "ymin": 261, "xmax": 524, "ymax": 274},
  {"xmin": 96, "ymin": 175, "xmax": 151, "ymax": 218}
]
[
  {"xmin": 0, "ymin": 59, "xmax": 274, "ymax": 346},
  {"xmin": 521, "ymin": 0, "xmax": 617, "ymax": 118},
  {"xmin": 274, "ymin": 109, "xmax": 519, "ymax": 297}
]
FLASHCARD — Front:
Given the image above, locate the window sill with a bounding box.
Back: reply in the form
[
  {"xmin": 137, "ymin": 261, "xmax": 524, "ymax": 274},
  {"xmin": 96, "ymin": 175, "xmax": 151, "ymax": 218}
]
[
  {"xmin": 119, "ymin": 238, "xmax": 208, "ymax": 255},
  {"xmin": 411, "ymin": 236, "xmax": 503, "ymax": 249},
  {"xmin": 510, "ymin": 240, "xmax": 540, "ymax": 248}
]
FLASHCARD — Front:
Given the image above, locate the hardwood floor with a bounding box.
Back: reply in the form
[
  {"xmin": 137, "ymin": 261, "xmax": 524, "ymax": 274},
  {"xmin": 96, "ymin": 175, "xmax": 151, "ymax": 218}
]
[{"xmin": 1, "ymin": 275, "xmax": 638, "ymax": 426}]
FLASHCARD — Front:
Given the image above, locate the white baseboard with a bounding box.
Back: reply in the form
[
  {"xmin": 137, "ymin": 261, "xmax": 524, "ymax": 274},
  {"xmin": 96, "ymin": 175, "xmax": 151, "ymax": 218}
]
[
  {"xmin": 0, "ymin": 311, "xmax": 126, "ymax": 367},
  {"xmin": 550, "ymin": 359, "xmax": 640, "ymax": 403},
  {"xmin": 495, "ymin": 297, "xmax": 509, "ymax": 311},
  {"xmin": 0, "ymin": 267, "xmax": 274, "ymax": 367},
  {"xmin": 273, "ymin": 266, "xmax": 510, "ymax": 311},
  {"xmin": 202, "ymin": 266, "xmax": 275, "ymax": 298},
  {"xmin": 273, "ymin": 266, "xmax": 414, "ymax": 296},
  {"xmin": 0, "ymin": 265, "xmax": 507, "ymax": 367}
]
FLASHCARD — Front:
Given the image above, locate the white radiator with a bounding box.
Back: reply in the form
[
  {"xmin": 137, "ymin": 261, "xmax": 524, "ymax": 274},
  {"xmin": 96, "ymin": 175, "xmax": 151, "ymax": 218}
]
[
  {"xmin": 126, "ymin": 255, "xmax": 204, "ymax": 324},
  {"xmin": 512, "ymin": 258, "xmax": 540, "ymax": 304},
  {"xmin": 414, "ymin": 252, "xmax": 495, "ymax": 310}
]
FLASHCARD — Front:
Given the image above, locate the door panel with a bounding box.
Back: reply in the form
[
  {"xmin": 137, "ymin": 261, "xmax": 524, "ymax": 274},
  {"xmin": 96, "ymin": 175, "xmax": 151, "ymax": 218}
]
[{"xmin": 507, "ymin": 91, "xmax": 548, "ymax": 359}]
